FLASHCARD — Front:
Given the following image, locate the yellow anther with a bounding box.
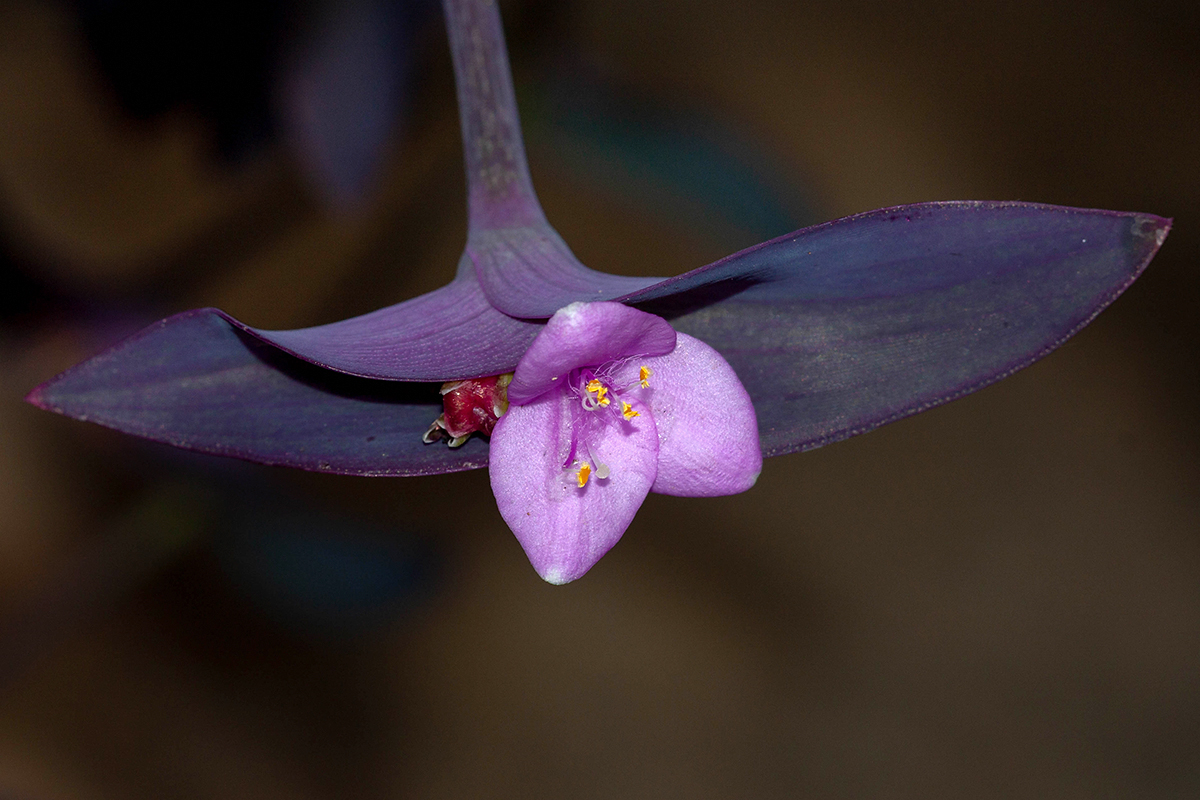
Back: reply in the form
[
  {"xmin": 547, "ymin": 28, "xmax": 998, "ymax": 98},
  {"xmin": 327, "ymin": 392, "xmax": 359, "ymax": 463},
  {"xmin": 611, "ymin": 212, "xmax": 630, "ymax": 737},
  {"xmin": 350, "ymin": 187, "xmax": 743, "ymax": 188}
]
[
  {"xmin": 621, "ymin": 402, "xmax": 639, "ymax": 420},
  {"xmin": 585, "ymin": 379, "xmax": 611, "ymax": 406},
  {"xmin": 576, "ymin": 462, "xmax": 591, "ymax": 488},
  {"xmin": 639, "ymin": 366, "xmax": 652, "ymax": 388}
]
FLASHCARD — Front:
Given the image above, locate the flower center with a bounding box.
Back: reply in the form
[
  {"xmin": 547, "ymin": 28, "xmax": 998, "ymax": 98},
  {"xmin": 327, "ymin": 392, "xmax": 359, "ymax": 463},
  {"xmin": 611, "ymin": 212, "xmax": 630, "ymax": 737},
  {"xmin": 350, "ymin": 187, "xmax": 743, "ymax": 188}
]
[{"xmin": 563, "ymin": 364, "xmax": 652, "ymax": 487}]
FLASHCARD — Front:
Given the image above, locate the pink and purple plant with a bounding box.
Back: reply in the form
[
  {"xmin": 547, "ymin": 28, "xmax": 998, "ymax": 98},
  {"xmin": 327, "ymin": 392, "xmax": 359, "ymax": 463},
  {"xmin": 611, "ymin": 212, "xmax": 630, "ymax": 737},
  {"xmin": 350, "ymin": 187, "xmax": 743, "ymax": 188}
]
[{"xmin": 27, "ymin": 0, "xmax": 1170, "ymax": 583}]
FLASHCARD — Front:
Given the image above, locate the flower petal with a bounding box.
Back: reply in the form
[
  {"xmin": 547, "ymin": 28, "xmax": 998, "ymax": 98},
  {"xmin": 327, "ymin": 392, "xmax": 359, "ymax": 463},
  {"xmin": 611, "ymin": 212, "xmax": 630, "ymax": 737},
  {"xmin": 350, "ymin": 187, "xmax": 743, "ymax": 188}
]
[
  {"xmin": 489, "ymin": 387, "xmax": 658, "ymax": 584},
  {"xmin": 632, "ymin": 202, "xmax": 1170, "ymax": 455},
  {"xmin": 613, "ymin": 333, "xmax": 761, "ymax": 497},
  {"xmin": 27, "ymin": 310, "xmax": 485, "ymax": 476},
  {"xmin": 506, "ymin": 301, "xmax": 677, "ymax": 404}
]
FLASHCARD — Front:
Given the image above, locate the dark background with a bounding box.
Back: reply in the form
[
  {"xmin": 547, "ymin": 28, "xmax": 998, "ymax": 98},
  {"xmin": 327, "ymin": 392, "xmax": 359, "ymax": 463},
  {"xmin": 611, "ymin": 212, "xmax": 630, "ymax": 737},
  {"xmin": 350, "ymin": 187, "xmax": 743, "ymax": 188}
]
[{"xmin": 1, "ymin": 0, "xmax": 1197, "ymax": 796}]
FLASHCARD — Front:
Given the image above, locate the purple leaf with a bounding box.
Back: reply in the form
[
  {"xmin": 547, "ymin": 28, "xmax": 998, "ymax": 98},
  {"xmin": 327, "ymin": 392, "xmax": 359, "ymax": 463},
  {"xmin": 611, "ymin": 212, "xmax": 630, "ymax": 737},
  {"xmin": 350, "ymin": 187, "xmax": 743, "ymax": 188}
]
[
  {"xmin": 243, "ymin": 258, "xmax": 541, "ymax": 381},
  {"xmin": 635, "ymin": 202, "xmax": 1169, "ymax": 456},
  {"xmin": 28, "ymin": 310, "xmax": 485, "ymax": 477}
]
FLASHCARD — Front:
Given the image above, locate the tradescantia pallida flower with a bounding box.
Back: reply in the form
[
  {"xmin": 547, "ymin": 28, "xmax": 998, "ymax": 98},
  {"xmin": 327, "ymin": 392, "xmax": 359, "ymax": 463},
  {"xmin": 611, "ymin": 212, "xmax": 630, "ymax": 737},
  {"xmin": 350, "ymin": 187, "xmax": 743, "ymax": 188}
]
[
  {"xmin": 492, "ymin": 301, "xmax": 761, "ymax": 583},
  {"xmin": 28, "ymin": 0, "xmax": 1170, "ymax": 583}
]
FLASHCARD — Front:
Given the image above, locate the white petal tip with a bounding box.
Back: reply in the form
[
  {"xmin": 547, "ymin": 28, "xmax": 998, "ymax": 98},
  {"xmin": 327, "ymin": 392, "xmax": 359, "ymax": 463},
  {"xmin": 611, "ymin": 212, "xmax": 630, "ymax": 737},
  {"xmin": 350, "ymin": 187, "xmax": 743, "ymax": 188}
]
[
  {"xmin": 557, "ymin": 302, "xmax": 588, "ymax": 322},
  {"xmin": 539, "ymin": 567, "xmax": 574, "ymax": 586}
]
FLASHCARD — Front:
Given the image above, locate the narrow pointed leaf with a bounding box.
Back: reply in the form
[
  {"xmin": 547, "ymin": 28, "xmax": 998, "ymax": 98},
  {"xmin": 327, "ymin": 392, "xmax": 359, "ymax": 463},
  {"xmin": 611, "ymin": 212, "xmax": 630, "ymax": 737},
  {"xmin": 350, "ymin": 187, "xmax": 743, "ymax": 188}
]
[
  {"xmin": 631, "ymin": 202, "xmax": 1168, "ymax": 456},
  {"xmin": 28, "ymin": 310, "xmax": 486, "ymax": 476}
]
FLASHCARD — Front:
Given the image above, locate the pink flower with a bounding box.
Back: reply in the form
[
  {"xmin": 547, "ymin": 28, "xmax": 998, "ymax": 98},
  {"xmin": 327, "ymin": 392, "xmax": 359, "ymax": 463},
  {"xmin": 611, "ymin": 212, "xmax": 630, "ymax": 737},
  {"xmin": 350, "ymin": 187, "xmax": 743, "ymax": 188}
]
[{"xmin": 489, "ymin": 302, "xmax": 760, "ymax": 583}]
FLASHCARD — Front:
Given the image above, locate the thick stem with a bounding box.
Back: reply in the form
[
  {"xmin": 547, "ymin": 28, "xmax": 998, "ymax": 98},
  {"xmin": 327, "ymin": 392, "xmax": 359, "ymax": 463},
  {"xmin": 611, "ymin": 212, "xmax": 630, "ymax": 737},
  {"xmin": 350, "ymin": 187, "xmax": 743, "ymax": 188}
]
[{"xmin": 443, "ymin": 0, "xmax": 545, "ymax": 230}]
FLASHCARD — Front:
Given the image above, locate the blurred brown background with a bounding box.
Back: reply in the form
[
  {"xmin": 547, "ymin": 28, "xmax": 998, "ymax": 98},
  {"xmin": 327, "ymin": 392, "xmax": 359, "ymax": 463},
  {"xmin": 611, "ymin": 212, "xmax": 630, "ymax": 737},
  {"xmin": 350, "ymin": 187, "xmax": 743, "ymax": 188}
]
[{"xmin": 1, "ymin": 0, "xmax": 1197, "ymax": 796}]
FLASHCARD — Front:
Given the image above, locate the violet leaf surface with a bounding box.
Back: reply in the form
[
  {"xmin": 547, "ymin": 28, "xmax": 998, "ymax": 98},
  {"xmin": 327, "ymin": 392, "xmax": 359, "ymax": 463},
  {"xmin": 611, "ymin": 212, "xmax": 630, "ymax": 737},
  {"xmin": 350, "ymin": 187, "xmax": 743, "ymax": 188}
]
[
  {"xmin": 243, "ymin": 256, "xmax": 541, "ymax": 381},
  {"xmin": 28, "ymin": 310, "xmax": 487, "ymax": 477},
  {"xmin": 639, "ymin": 202, "xmax": 1169, "ymax": 456}
]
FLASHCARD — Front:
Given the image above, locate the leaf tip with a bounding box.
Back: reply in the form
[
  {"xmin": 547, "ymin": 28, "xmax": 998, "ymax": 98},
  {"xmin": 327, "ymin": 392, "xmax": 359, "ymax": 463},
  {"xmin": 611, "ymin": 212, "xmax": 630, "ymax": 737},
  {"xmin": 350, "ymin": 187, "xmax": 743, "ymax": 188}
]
[
  {"xmin": 24, "ymin": 377, "xmax": 58, "ymax": 413},
  {"xmin": 1135, "ymin": 213, "xmax": 1172, "ymax": 251}
]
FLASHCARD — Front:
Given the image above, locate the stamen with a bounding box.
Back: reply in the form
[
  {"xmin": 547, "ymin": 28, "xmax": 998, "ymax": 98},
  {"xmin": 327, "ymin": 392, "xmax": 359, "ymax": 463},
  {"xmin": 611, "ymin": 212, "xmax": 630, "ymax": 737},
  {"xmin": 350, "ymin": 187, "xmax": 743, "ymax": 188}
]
[
  {"xmin": 582, "ymin": 376, "xmax": 611, "ymax": 409},
  {"xmin": 558, "ymin": 363, "xmax": 643, "ymax": 489},
  {"xmin": 585, "ymin": 442, "xmax": 610, "ymax": 480},
  {"xmin": 563, "ymin": 416, "xmax": 581, "ymax": 468}
]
